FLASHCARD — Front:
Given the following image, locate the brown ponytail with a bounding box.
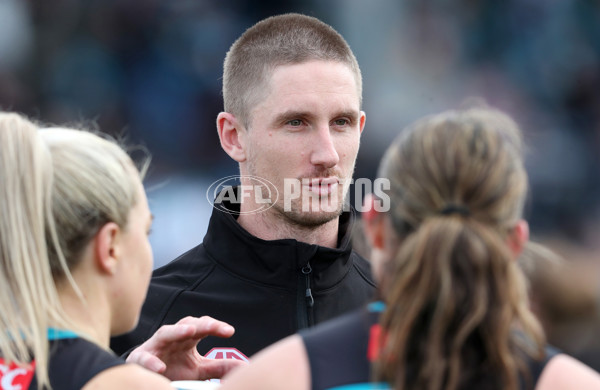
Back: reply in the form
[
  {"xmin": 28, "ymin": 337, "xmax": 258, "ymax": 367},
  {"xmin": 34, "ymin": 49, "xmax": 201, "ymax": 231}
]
[{"xmin": 375, "ymin": 108, "xmax": 545, "ymax": 390}]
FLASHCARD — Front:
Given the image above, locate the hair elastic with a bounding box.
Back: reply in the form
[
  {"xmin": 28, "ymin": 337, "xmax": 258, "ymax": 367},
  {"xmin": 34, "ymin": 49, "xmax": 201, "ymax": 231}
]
[{"xmin": 440, "ymin": 204, "xmax": 470, "ymax": 217}]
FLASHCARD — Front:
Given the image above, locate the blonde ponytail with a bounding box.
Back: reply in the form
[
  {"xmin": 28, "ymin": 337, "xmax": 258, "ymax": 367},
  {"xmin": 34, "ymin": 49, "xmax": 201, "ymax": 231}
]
[{"xmin": 0, "ymin": 112, "xmax": 69, "ymax": 389}]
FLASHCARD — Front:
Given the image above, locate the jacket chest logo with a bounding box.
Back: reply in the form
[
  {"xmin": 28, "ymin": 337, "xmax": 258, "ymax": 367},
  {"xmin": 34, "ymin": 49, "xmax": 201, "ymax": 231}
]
[{"xmin": 204, "ymin": 348, "xmax": 249, "ymax": 362}]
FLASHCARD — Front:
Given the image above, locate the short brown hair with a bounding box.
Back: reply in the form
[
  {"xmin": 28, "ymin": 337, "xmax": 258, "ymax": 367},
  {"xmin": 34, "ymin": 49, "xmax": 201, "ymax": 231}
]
[{"xmin": 222, "ymin": 13, "xmax": 362, "ymax": 127}]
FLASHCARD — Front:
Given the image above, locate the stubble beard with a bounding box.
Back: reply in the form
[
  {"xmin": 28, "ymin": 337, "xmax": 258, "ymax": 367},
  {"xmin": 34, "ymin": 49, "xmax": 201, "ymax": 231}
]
[
  {"xmin": 272, "ymin": 173, "xmax": 351, "ymax": 228},
  {"xmin": 271, "ymin": 192, "xmax": 345, "ymax": 227},
  {"xmin": 246, "ymin": 167, "xmax": 348, "ymax": 229}
]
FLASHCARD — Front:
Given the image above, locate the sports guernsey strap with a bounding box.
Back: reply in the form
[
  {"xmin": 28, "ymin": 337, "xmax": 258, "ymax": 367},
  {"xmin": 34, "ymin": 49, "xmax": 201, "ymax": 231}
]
[
  {"xmin": 325, "ymin": 301, "xmax": 389, "ymax": 390},
  {"xmin": 323, "ymin": 302, "xmax": 558, "ymax": 390},
  {"xmin": 0, "ymin": 328, "xmax": 80, "ymax": 390},
  {"xmin": 299, "ymin": 301, "xmax": 389, "ymax": 390},
  {"xmin": 35, "ymin": 329, "xmax": 125, "ymax": 390},
  {"xmin": 1, "ymin": 328, "xmax": 127, "ymax": 390}
]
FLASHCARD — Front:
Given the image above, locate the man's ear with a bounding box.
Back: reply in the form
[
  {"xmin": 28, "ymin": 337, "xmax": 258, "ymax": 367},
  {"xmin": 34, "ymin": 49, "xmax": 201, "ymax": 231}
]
[
  {"xmin": 359, "ymin": 111, "xmax": 366, "ymax": 134},
  {"xmin": 94, "ymin": 222, "xmax": 120, "ymax": 275},
  {"xmin": 507, "ymin": 219, "xmax": 529, "ymax": 259},
  {"xmin": 217, "ymin": 112, "xmax": 247, "ymax": 162},
  {"xmin": 362, "ymin": 193, "xmax": 385, "ymax": 249}
]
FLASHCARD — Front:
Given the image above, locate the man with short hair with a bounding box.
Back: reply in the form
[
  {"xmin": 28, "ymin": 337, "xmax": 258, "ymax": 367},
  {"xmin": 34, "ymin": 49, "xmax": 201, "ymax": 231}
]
[{"xmin": 111, "ymin": 13, "xmax": 375, "ymax": 381}]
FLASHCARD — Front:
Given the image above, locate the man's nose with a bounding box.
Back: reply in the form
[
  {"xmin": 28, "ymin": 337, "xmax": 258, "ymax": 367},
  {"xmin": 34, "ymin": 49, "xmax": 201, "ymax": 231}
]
[{"xmin": 309, "ymin": 125, "xmax": 340, "ymax": 169}]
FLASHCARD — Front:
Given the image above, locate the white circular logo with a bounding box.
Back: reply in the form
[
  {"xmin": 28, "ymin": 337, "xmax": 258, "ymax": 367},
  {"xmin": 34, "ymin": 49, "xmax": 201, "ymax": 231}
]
[{"xmin": 206, "ymin": 175, "xmax": 279, "ymax": 215}]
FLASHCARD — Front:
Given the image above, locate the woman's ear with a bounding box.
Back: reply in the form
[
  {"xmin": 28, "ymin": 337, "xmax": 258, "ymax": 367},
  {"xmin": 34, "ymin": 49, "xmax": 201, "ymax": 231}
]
[
  {"xmin": 507, "ymin": 219, "xmax": 529, "ymax": 259},
  {"xmin": 362, "ymin": 193, "xmax": 385, "ymax": 249},
  {"xmin": 217, "ymin": 112, "xmax": 247, "ymax": 162},
  {"xmin": 93, "ymin": 222, "xmax": 121, "ymax": 275}
]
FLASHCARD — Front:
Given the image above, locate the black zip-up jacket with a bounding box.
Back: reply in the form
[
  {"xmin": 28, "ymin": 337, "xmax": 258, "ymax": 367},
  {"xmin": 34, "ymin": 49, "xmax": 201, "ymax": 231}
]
[{"xmin": 111, "ymin": 192, "xmax": 376, "ymax": 359}]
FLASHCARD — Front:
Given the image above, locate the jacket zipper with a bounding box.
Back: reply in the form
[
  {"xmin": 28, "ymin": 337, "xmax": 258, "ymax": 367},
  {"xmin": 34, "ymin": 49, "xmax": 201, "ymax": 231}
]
[{"xmin": 297, "ymin": 262, "xmax": 314, "ymax": 329}]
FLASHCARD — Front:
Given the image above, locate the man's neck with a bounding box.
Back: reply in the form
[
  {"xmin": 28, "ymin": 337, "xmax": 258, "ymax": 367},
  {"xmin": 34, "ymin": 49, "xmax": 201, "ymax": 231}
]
[{"xmin": 237, "ymin": 211, "xmax": 340, "ymax": 248}]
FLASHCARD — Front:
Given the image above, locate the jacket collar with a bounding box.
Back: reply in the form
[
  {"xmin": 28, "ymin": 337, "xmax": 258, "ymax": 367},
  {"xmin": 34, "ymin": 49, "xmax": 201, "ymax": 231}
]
[{"xmin": 203, "ymin": 186, "xmax": 357, "ymax": 290}]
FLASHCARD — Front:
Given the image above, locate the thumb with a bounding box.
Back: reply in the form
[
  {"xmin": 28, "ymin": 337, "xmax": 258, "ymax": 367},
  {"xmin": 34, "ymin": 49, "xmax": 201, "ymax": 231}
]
[
  {"xmin": 128, "ymin": 350, "xmax": 167, "ymax": 374},
  {"xmin": 198, "ymin": 358, "xmax": 248, "ymax": 380}
]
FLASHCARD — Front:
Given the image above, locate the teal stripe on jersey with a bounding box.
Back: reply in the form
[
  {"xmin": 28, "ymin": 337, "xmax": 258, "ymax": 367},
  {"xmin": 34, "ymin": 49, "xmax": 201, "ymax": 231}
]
[
  {"xmin": 327, "ymin": 382, "xmax": 390, "ymax": 390},
  {"xmin": 47, "ymin": 328, "xmax": 78, "ymax": 340},
  {"xmin": 367, "ymin": 301, "xmax": 385, "ymax": 313}
]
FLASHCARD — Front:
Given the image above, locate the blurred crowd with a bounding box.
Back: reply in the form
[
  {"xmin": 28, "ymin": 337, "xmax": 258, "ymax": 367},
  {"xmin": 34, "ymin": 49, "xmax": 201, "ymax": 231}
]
[
  {"xmin": 2, "ymin": 1, "xmax": 600, "ymax": 239},
  {"xmin": 1, "ymin": 0, "xmax": 599, "ymax": 372}
]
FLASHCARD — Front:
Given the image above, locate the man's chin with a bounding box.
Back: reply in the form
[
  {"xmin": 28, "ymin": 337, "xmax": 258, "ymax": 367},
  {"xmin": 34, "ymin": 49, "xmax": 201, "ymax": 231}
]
[
  {"xmin": 270, "ymin": 189, "xmax": 348, "ymax": 227},
  {"xmin": 277, "ymin": 208, "xmax": 343, "ymax": 228}
]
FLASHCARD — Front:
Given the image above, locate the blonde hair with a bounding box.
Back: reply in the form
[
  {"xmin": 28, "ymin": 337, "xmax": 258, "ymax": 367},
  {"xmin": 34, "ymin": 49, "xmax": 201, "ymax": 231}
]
[
  {"xmin": 41, "ymin": 127, "xmax": 146, "ymax": 276},
  {"xmin": 223, "ymin": 13, "xmax": 362, "ymax": 127},
  {"xmin": 375, "ymin": 108, "xmax": 545, "ymax": 390},
  {"xmin": 0, "ymin": 112, "xmax": 146, "ymax": 389}
]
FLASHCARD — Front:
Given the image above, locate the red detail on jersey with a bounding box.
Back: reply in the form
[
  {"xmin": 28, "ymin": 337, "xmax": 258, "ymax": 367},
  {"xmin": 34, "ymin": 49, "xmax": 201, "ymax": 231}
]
[
  {"xmin": 204, "ymin": 348, "xmax": 249, "ymax": 362},
  {"xmin": 367, "ymin": 324, "xmax": 382, "ymax": 362},
  {"xmin": 0, "ymin": 358, "xmax": 35, "ymax": 390}
]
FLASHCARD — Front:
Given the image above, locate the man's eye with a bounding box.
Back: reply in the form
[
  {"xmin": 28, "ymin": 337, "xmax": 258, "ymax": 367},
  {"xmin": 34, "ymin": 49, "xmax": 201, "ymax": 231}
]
[
  {"xmin": 334, "ymin": 119, "xmax": 349, "ymax": 126},
  {"xmin": 288, "ymin": 119, "xmax": 302, "ymax": 126}
]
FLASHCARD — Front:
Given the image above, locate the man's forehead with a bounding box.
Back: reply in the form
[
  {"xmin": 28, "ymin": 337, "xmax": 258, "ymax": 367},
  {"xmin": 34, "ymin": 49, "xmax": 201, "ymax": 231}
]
[
  {"xmin": 267, "ymin": 63, "xmax": 358, "ymax": 98},
  {"xmin": 244, "ymin": 60, "xmax": 361, "ymax": 124},
  {"xmin": 268, "ymin": 60, "xmax": 359, "ymax": 87}
]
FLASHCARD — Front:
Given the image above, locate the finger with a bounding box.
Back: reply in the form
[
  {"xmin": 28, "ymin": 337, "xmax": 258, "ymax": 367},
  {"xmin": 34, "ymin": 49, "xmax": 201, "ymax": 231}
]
[
  {"xmin": 197, "ymin": 358, "xmax": 248, "ymax": 380},
  {"xmin": 127, "ymin": 349, "xmax": 167, "ymax": 374},
  {"xmin": 143, "ymin": 323, "xmax": 197, "ymax": 350},
  {"xmin": 177, "ymin": 316, "xmax": 236, "ymax": 339}
]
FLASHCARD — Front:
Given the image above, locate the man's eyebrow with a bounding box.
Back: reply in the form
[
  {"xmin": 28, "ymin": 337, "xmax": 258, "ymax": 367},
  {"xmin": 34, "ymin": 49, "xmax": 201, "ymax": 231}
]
[
  {"xmin": 334, "ymin": 110, "xmax": 360, "ymax": 121},
  {"xmin": 273, "ymin": 110, "xmax": 314, "ymax": 125},
  {"xmin": 273, "ymin": 109, "xmax": 360, "ymax": 125}
]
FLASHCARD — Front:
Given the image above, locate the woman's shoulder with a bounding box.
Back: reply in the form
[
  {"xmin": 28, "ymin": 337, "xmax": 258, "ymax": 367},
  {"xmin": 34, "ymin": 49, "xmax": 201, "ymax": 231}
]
[
  {"xmin": 82, "ymin": 363, "xmax": 173, "ymax": 390},
  {"xmin": 536, "ymin": 353, "xmax": 600, "ymax": 390}
]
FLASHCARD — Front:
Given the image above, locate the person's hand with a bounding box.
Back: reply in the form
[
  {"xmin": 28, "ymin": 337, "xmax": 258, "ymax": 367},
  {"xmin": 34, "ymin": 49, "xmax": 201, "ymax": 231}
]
[{"xmin": 126, "ymin": 316, "xmax": 246, "ymax": 380}]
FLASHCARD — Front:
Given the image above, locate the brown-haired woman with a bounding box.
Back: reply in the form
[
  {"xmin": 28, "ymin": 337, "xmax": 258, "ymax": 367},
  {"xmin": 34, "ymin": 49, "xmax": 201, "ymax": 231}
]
[{"xmin": 221, "ymin": 107, "xmax": 600, "ymax": 390}]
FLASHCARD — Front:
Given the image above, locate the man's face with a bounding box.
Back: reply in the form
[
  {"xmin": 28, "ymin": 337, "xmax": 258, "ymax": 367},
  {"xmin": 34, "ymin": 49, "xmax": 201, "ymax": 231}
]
[{"xmin": 241, "ymin": 60, "xmax": 365, "ymax": 226}]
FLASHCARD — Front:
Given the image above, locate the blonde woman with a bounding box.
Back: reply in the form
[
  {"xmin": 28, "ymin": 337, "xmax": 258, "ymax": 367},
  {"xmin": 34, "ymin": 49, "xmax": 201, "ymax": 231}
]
[
  {"xmin": 0, "ymin": 113, "xmax": 236, "ymax": 389},
  {"xmin": 221, "ymin": 108, "xmax": 600, "ymax": 390}
]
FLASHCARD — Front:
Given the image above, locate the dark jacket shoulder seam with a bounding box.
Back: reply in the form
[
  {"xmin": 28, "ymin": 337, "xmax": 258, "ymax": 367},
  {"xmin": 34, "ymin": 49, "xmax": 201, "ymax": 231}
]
[{"xmin": 352, "ymin": 262, "xmax": 377, "ymax": 287}]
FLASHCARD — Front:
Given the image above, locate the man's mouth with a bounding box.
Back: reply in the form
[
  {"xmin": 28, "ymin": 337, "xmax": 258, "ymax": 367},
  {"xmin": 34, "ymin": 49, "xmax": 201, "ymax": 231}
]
[{"xmin": 303, "ymin": 177, "xmax": 339, "ymax": 196}]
